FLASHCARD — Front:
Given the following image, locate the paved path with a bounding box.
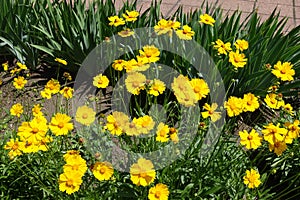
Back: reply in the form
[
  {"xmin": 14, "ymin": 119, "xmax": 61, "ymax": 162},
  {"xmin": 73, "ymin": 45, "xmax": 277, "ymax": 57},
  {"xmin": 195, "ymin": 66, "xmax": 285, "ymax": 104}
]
[{"xmin": 114, "ymin": 0, "xmax": 300, "ymax": 31}]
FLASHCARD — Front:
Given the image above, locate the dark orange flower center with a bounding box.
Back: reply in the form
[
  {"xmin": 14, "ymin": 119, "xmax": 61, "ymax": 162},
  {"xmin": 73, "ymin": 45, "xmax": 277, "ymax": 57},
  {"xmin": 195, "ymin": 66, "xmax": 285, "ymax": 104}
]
[
  {"xmin": 32, "ymin": 128, "xmax": 39, "ymax": 134},
  {"xmin": 58, "ymin": 122, "xmax": 64, "ymax": 128},
  {"xmin": 155, "ymin": 191, "xmax": 161, "ymax": 198},
  {"xmin": 100, "ymin": 168, "xmax": 106, "ymax": 174},
  {"xmin": 66, "ymin": 180, "xmax": 73, "ymax": 187},
  {"xmin": 247, "ymin": 135, "xmax": 253, "ymax": 140},
  {"xmin": 82, "ymin": 113, "xmax": 88, "ymax": 119},
  {"xmin": 194, "ymin": 86, "xmax": 201, "ymax": 93},
  {"xmin": 12, "ymin": 144, "xmax": 19, "ymax": 150}
]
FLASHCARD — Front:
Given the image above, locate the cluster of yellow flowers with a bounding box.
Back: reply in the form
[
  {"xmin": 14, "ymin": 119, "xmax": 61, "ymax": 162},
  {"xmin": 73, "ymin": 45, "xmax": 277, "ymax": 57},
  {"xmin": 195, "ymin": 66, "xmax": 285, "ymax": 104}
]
[
  {"xmin": 225, "ymin": 93, "xmax": 259, "ymax": 117},
  {"xmin": 40, "ymin": 78, "xmax": 73, "ymax": 99}
]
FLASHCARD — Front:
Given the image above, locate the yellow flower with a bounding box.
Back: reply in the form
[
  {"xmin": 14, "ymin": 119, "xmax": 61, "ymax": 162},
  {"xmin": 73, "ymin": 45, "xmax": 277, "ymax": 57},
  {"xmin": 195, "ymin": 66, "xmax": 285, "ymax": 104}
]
[
  {"xmin": 148, "ymin": 183, "xmax": 170, "ymax": 200},
  {"xmin": 41, "ymin": 89, "xmax": 52, "ymax": 99},
  {"xmin": 59, "ymin": 171, "xmax": 83, "ymax": 195},
  {"xmin": 63, "ymin": 150, "xmax": 81, "ymax": 162},
  {"xmin": 201, "ymin": 103, "xmax": 221, "ymax": 122},
  {"xmin": 55, "ymin": 58, "xmax": 67, "ymax": 65},
  {"xmin": 118, "ymin": 29, "xmax": 134, "ymax": 37},
  {"xmin": 154, "ymin": 19, "xmax": 172, "ymax": 35},
  {"xmin": 156, "ymin": 122, "xmax": 169, "ymax": 142},
  {"xmin": 2, "ymin": 61, "xmax": 8, "ymax": 71},
  {"xmin": 60, "ymin": 87, "xmax": 73, "ymax": 99},
  {"xmin": 169, "ymin": 127, "xmax": 179, "ymax": 144},
  {"xmin": 234, "ymin": 39, "xmax": 248, "ymax": 51},
  {"xmin": 264, "ymin": 93, "xmax": 284, "ymax": 109},
  {"xmin": 13, "ymin": 76, "xmax": 27, "ymax": 89},
  {"xmin": 284, "ymin": 120, "xmax": 300, "ymax": 144},
  {"xmin": 239, "ymin": 129, "xmax": 262, "ymax": 150},
  {"xmin": 269, "ymin": 140, "xmax": 287, "ymax": 156},
  {"xmin": 171, "ymin": 75, "xmax": 197, "ymax": 107},
  {"xmin": 92, "ymin": 161, "xmax": 114, "ymax": 181},
  {"xmin": 199, "ymin": 14, "xmax": 215, "ymax": 26},
  {"xmin": 137, "ymin": 45, "xmax": 160, "ymax": 64},
  {"xmin": 4, "ymin": 138, "xmax": 25, "ymax": 158},
  {"xmin": 75, "ymin": 105, "xmax": 96, "ymax": 126},
  {"xmin": 242, "ymin": 93, "xmax": 259, "ymax": 112},
  {"xmin": 16, "ymin": 62, "xmax": 27, "ymax": 70},
  {"xmin": 125, "ymin": 72, "xmax": 146, "ymax": 95},
  {"xmin": 37, "ymin": 135, "xmax": 53, "ymax": 151},
  {"xmin": 148, "ymin": 79, "xmax": 166, "ymax": 96},
  {"xmin": 175, "ymin": 25, "xmax": 195, "ymax": 40},
  {"xmin": 190, "ymin": 78, "xmax": 210, "ymax": 101},
  {"xmin": 10, "ymin": 103, "xmax": 23, "ymax": 117},
  {"xmin": 45, "ymin": 79, "xmax": 61, "ymax": 94},
  {"xmin": 32, "ymin": 104, "xmax": 43, "ymax": 117},
  {"xmin": 93, "ymin": 74, "xmax": 109, "ymax": 88},
  {"xmin": 262, "ymin": 123, "xmax": 288, "ymax": 145},
  {"xmin": 213, "ymin": 39, "xmax": 232, "ymax": 55},
  {"xmin": 112, "ymin": 59, "xmax": 127, "ymax": 71},
  {"xmin": 135, "ymin": 115, "xmax": 155, "ymax": 134},
  {"xmin": 243, "ymin": 169, "xmax": 261, "ymax": 189},
  {"xmin": 229, "ymin": 50, "xmax": 247, "ymax": 68},
  {"xmin": 124, "ymin": 118, "xmax": 143, "ymax": 136},
  {"xmin": 122, "ymin": 10, "xmax": 139, "ymax": 22},
  {"xmin": 108, "ymin": 16, "xmax": 125, "ymax": 27},
  {"xmin": 49, "ymin": 113, "xmax": 74, "ymax": 136},
  {"xmin": 224, "ymin": 96, "xmax": 243, "ymax": 117},
  {"xmin": 21, "ymin": 140, "xmax": 39, "ymax": 153},
  {"xmin": 130, "ymin": 158, "xmax": 156, "ymax": 186},
  {"xmin": 271, "ymin": 61, "xmax": 295, "ymax": 81},
  {"xmin": 105, "ymin": 111, "xmax": 129, "ymax": 136},
  {"xmin": 63, "ymin": 72, "xmax": 72, "ymax": 81},
  {"xmin": 126, "ymin": 58, "xmax": 150, "ymax": 72},
  {"xmin": 17, "ymin": 117, "xmax": 48, "ymax": 143},
  {"xmin": 283, "ymin": 103, "xmax": 294, "ymax": 115},
  {"xmin": 63, "ymin": 156, "xmax": 87, "ymax": 176}
]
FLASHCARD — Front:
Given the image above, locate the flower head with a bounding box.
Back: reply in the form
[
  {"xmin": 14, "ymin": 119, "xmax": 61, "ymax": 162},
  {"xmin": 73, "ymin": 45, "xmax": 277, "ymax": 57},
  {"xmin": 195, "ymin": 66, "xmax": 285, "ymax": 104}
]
[
  {"xmin": 148, "ymin": 79, "xmax": 166, "ymax": 96},
  {"xmin": 92, "ymin": 161, "xmax": 114, "ymax": 181},
  {"xmin": 239, "ymin": 129, "xmax": 262, "ymax": 150},
  {"xmin": 189, "ymin": 78, "xmax": 210, "ymax": 101},
  {"xmin": 75, "ymin": 105, "xmax": 96, "ymax": 126},
  {"xmin": 125, "ymin": 72, "xmax": 146, "ymax": 95},
  {"xmin": 242, "ymin": 93, "xmax": 259, "ymax": 112},
  {"xmin": 229, "ymin": 50, "xmax": 247, "ymax": 68},
  {"xmin": 201, "ymin": 103, "xmax": 221, "ymax": 122},
  {"xmin": 175, "ymin": 25, "xmax": 195, "ymax": 40},
  {"xmin": 272, "ymin": 61, "xmax": 295, "ymax": 81},
  {"xmin": 2, "ymin": 61, "xmax": 8, "ymax": 71},
  {"xmin": 243, "ymin": 169, "xmax": 261, "ymax": 189},
  {"xmin": 13, "ymin": 76, "xmax": 27, "ymax": 89},
  {"xmin": 63, "ymin": 156, "xmax": 87, "ymax": 176},
  {"xmin": 45, "ymin": 79, "xmax": 61, "ymax": 94},
  {"xmin": 130, "ymin": 158, "xmax": 156, "ymax": 186},
  {"xmin": 108, "ymin": 16, "xmax": 125, "ymax": 27},
  {"xmin": 112, "ymin": 59, "xmax": 127, "ymax": 71},
  {"xmin": 234, "ymin": 39, "xmax": 248, "ymax": 51},
  {"xmin": 224, "ymin": 96, "xmax": 243, "ymax": 117},
  {"xmin": 118, "ymin": 29, "xmax": 134, "ymax": 37},
  {"xmin": 122, "ymin": 10, "xmax": 139, "ymax": 22},
  {"xmin": 213, "ymin": 39, "xmax": 232, "ymax": 55},
  {"xmin": 105, "ymin": 111, "xmax": 129, "ymax": 136},
  {"xmin": 264, "ymin": 93, "xmax": 284, "ymax": 109},
  {"xmin": 59, "ymin": 171, "xmax": 83, "ymax": 195},
  {"xmin": 60, "ymin": 87, "xmax": 74, "ymax": 99},
  {"xmin": 135, "ymin": 115, "xmax": 155, "ymax": 134},
  {"xmin": 49, "ymin": 113, "xmax": 74, "ymax": 136},
  {"xmin": 199, "ymin": 14, "xmax": 215, "ymax": 26},
  {"xmin": 269, "ymin": 140, "xmax": 287, "ymax": 156},
  {"xmin": 55, "ymin": 58, "xmax": 67, "ymax": 65},
  {"xmin": 17, "ymin": 117, "xmax": 48, "ymax": 143},
  {"xmin": 32, "ymin": 104, "xmax": 43, "ymax": 117},
  {"xmin": 148, "ymin": 183, "xmax": 170, "ymax": 200},
  {"xmin": 4, "ymin": 138, "xmax": 25, "ymax": 158},
  {"xmin": 137, "ymin": 45, "xmax": 160, "ymax": 64},
  {"xmin": 156, "ymin": 122, "xmax": 169, "ymax": 142},
  {"xmin": 93, "ymin": 74, "xmax": 109, "ymax": 88},
  {"xmin": 262, "ymin": 123, "xmax": 288, "ymax": 145},
  {"xmin": 10, "ymin": 103, "xmax": 23, "ymax": 117}
]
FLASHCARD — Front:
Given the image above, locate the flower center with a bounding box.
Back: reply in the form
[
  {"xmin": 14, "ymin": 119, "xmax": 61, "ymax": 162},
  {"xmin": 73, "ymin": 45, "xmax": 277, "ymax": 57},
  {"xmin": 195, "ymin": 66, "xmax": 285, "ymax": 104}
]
[
  {"xmin": 58, "ymin": 122, "xmax": 64, "ymax": 128},
  {"xmin": 247, "ymin": 135, "xmax": 253, "ymax": 140},
  {"xmin": 72, "ymin": 165, "xmax": 79, "ymax": 171},
  {"xmin": 140, "ymin": 172, "xmax": 147, "ymax": 178},
  {"xmin": 280, "ymin": 69, "xmax": 286, "ymax": 74},
  {"xmin": 155, "ymin": 191, "xmax": 161, "ymax": 198},
  {"xmin": 32, "ymin": 128, "xmax": 39, "ymax": 134},
  {"xmin": 12, "ymin": 144, "xmax": 19, "ymax": 150},
  {"xmin": 100, "ymin": 168, "xmax": 106, "ymax": 174},
  {"xmin": 98, "ymin": 79, "xmax": 103, "ymax": 84},
  {"xmin": 132, "ymin": 81, "xmax": 139, "ymax": 87},
  {"xmin": 82, "ymin": 113, "xmax": 88, "ymax": 119},
  {"xmin": 194, "ymin": 86, "xmax": 201, "ymax": 93},
  {"xmin": 66, "ymin": 180, "xmax": 73, "ymax": 187}
]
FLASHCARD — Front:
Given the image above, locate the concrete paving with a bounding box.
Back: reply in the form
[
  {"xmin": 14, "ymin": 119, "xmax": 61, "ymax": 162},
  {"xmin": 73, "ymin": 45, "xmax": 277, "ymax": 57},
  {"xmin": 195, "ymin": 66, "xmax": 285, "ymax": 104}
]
[{"xmin": 114, "ymin": 0, "xmax": 300, "ymax": 31}]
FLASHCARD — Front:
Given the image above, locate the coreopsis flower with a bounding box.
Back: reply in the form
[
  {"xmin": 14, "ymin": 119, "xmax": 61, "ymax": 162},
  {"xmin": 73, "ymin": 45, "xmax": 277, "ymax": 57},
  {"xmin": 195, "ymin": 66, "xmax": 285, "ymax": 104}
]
[
  {"xmin": 262, "ymin": 123, "xmax": 288, "ymax": 145},
  {"xmin": 59, "ymin": 171, "xmax": 83, "ymax": 195},
  {"xmin": 4, "ymin": 138, "xmax": 25, "ymax": 158},
  {"xmin": 63, "ymin": 72, "xmax": 72, "ymax": 81},
  {"xmin": 199, "ymin": 14, "xmax": 215, "ymax": 26},
  {"xmin": 224, "ymin": 96, "xmax": 244, "ymax": 117},
  {"xmin": 148, "ymin": 79, "xmax": 166, "ymax": 96},
  {"xmin": 2, "ymin": 61, "xmax": 8, "ymax": 71},
  {"xmin": 201, "ymin": 103, "xmax": 221, "ymax": 122},
  {"xmin": 284, "ymin": 120, "xmax": 300, "ymax": 144},
  {"xmin": 60, "ymin": 87, "xmax": 74, "ymax": 99},
  {"xmin": 108, "ymin": 15, "xmax": 125, "ymax": 27},
  {"xmin": 75, "ymin": 105, "xmax": 96, "ymax": 126},
  {"xmin": 63, "ymin": 156, "xmax": 88, "ymax": 176},
  {"xmin": 125, "ymin": 72, "xmax": 146, "ymax": 95},
  {"xmin": 135, "ymin": 115, "xmax": 155, "ymax": 134},
  {"xmin": 264, "ymin": 93, "xmax": 284, "ymax": 109},
  {"xmin": 190, "ymin": 78, "xmax": 210, "ymax": 101},
  {"xmin": 37, "ymin": 135, "xmax": 53, "ymax": 151},
  {"xmin": 93, "ymin": 74, "xmax": 109, "ymax": 88},
  {"xmin": 148, "ymin": 183, "xmax": 170, "ymax": 200},
  {"xmin": 130, "ymin": 158, "xmax": 156, "ymax": 186},
  {"xmin": 45, "ymin": 79, "xmax": 61, "ymax": 94},
  {"xmin": 63, "ymin": 150, "xmax": 81, "ymax": 162},
  {"xmin": 49, "ymin": 113, "xmax": 74, "ymax": 136},
  {"xmin": 156, "ymin": 122, "xmax": 170, "ymax": 142},
  {"xmin": 272, "ymin": 61, "xmax": 295, "ymax": 81},
  {"xmin": 239, "ymin": 129, "xmax": 262, "ymax": 150},
  {"xmin": 118, "ymin": 29, "xmax": 134, "ymax": 37},
  {"xmin": 137, "ymin": 45, "xmax": 160, "ymax": 64},
  {"xmin": 41, "ymin": 89, "xmax": 52, "ymax": 99},
  {"xmin": 229, "ymin": 50, "xmax": 247, "ymax": 68},
  {"xmin": 105, "ymin": 111, "xmax": 129, "ymax": 136},
  {"xmin": 13, "ymin": 76, "xmax": 27, "ymax": 89},
  {"xmin": 112, "ymin": 59, "xmax": 127, "ymax": 71},
  {"xmin": 154, "ymin": 19, "xmax": 171, "ymax": 35},
  {"xmin": 127, "ymin": 58, "xmax": 150, "ymax": 72},
  {"xmin": 283, "ymin": 103, "xmax": 294, "ymax": 115},
  {"xmin": 242, "ymin": 93, "xmax": 259, "ymax": 112},
  {"xmin": 10, "ymin": 103, "xmax": 23, "ymax": 117},
  {"xmin": 213, "ymin": 39, "xmax": 232, "ymax": 55},
  {"xmin": 124, "ymin": 118, "xmax": 143, "ymax": 136},
  {"xmin": 32, "ymin": 104, "xmax": 43, "ymax": 117},
  {"xmin": 16, "ymin": 62, "xmax": 27, "ymax": 70},
  {"xmin": 234, "ymin": 39, "xmax": 249, "ymax": 51},
  {"xmin": 122, "ymin": 10, "xmax": 139, "ymax": 22},
  {"xmin": 243, "ymin": 169, "xmax": 261, "ymax": 189},
  {"xmin": 92, "ymin": 161, "xmax": 114, "ymax": 181},
  {"xmin": 269, "ymin": 140, "xmax": 287, "ymax": 156},
  {"xmin": 169, "ymin": 127, "xmax": 179, "ymax": 144},
  {"xmin": 55, "ymin": 58, "xmax": 67, "ymax": 65},
  {"xmin": 21, "ymin": 139, "xmax": 39, "ymax": 153},
  {"xmin": 17, "ymin": 117, "xmax": 48, "ymax": 143},
  {"xmin": 171, "ymin": 75, "xmax": 197, "ymax": 107},
  {"xmin": 175, "ymin": 25, "xmax": 195, "ymax": 40}
]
